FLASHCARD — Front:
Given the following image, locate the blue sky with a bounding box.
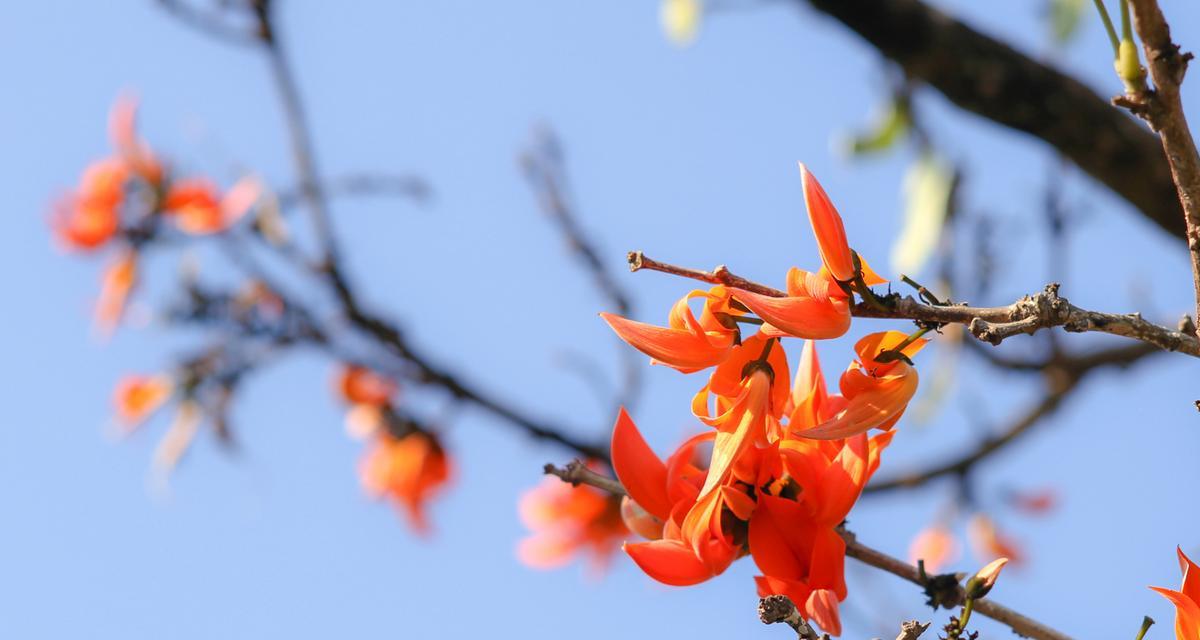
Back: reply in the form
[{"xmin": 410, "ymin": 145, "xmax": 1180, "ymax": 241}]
[{"xmin": 1, "ymin": 1, "xmax": 1198, "ymax": 638}]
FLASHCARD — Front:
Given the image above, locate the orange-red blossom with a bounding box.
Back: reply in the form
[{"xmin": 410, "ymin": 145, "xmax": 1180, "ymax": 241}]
[
  {"xmin": 613, "ymin": 335, "xmax": 918, "ymax": 636},
  {"xmin": 517, "ymin": 472, "xmax": 628, "ymax": 572},
  {"xmin": 1151, "ymin": 547, "xmax": 1200, "ymax": 639},
  {"xmin": 359, "ymin": 431, "xmax": 451, "ymax": 535}
]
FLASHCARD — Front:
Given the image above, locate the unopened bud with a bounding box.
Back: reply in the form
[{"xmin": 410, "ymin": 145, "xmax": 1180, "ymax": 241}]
[
  {"xmin": 1116, "ymin": 39, "xmax": 1144, "ymax": 90},
  {"xmin": 965, "ymin": 557, "xmax": 1009, "ymax": 599}
]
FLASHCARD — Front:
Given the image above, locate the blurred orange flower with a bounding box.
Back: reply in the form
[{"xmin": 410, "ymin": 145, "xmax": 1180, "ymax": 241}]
[
  {"xmin": 1150, "ymin": 547, "xmax": 1200, "ymax": 640},
  {"xmin": 94, "ymin": 250, "xmax": 138, "ymax": 335},
  {"xmin": 335, "ymin": 365, "xmax": 398, "ymax": 407},
  {"xmin": 108, "ymin": 94, "xmax": 163, "ymax": 186},
  {"xmin": 52, "ymin": 159, "xmax": 128, "ymax": 251},
  {"xmin": 162, "ymin": 177, "xmax": 260, "ymax": 234},
  {"xmin": 112, "ymin": 374, "xmax": 173, "ymax": 431},
  {"xmin": 517, "ymin": 474, "xmax": 627, "ymax": 571},
  {"xmin": 359, "ymin": 432, "xmax": 451, "ymax": 534},
  {"xmin": 908, "ymin": 524, "xmax": 959, "ymax": 574},
  {"xmin": 967, "ymin": 513, "xmax": 1024, "ymax": 565}
]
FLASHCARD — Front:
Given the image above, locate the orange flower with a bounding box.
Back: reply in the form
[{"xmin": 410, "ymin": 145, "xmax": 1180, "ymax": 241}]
[
  {"xmin": 799, "ymin": 163, "xmax": 855, "ymax": 283},
  {"xmin": 359, "ymin": 431, "xmax": 451, "ymax": 534},
  {"xmin": 51, "ymin": 159, "xmax": 128, "ymax": 251},
  {"xmin": 112, "ymin": 374, "xmax": 173, "ymax": 431},
  {"xmin": 1151, "ymin": 547, "xmax": 1200, "ymax": 640},
  {"xmin": 94, "ymin": 250, "xmax": 137, "ymax": 335},
  {"xmin": 732, "ymin": 268, "xmax": 851, "ymax": 340},
  {"xmin": 967, "ymin": 513, "xmax": 1024, "ymax": 565},
  {"xmin": 162, "ymin": 177, "xmax": 260, "ymax": 235},
  {"xmin": 334, "ymin": 365, "xmax": 398, "ymax": 407},
  {"xmin": 517, "ymin": 474, "xmax": 627, "ymax": 571},
  {"xmin": 908, "ymin": 524, "xmax": 959, "ymax": 573},
  {"xmin": 790, "ymin": 331, "xmax": 925, "ymax": 440},
  {"xmin": 747, "ymin": 430, "xmax": 894, "ymax": 637},
  {"xmin": 108, "ymin": 94, "xmax": 162, "ymax": 186},
  {"xmin": 601, "ymin": 286, "xmax": 738, "ymax": 373},
  {"xmin": 611, "ymin": 409, "xmax": 739, "ymax": 586}
]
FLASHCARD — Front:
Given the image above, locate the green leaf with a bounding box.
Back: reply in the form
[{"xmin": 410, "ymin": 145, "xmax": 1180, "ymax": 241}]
[
  {"xmin": 844, "ymin": 99, "xmax": 910, "ymax": 157},
  {"xmin": 1049, "ymin": 0, "xmax": 1085, "ymax": 45}
]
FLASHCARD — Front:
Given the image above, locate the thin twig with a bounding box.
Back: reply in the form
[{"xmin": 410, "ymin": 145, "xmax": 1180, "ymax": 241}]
[
  {"xmin": 156, "ymin": 0, "xmax": 258, "ymax": 46},
  {"xmin": 629, "ymin": 252, "xmax": 1200, "ymax": 357},
  {"xmin": 276, "ymin": 172, "xmax": 431, "ymax": 210},
  {"xmin": 522, "ymin": 128, "xmax": 641, "ymax": 410},
  {"xmin": 247, "ymin": 0, "xmax": 609, "ymax": 461}
]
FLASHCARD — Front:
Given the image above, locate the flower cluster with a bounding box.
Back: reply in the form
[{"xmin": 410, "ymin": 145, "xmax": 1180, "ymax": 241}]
[
  {"xmin": 600, "ymin": 165, "xmax": 927, "ymax": 636},
  {"xmin": 333, "ymin": 365, "xmax": 452, "ymax": 535},
  {"xmin": 51, "ymin": 95, "xmax": 264, "ymax": 334}
]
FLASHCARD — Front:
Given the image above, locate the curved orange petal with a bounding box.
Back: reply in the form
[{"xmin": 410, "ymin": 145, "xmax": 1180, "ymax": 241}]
[
  {"xmin": 1180, "ymin": 546, "xmax": 1200, "ymax": 602},
  {"xmin": 600, "ymin": 311, "xmax": 732, "ymax": 373},
  {"xmin": 805, "ymin": 589, "xmax": 842, "ymax": 637},
  {"xmin": 731, "ymin": 288, "xmax": 851, "ymax": 340},
  {"xmin": 1150, "ymin": 586, "xmax": 1200, "ymax": 639},
  {"xmin": 95, "ymin": 251, "xmax": 137, "ymax": 336},
  {"xmin": 625, "ymin": 538, "xmax": 726, "ymax": 586},
  {"xmin": 611, "ymin": 408, "xmax": 672, "ymax": 521},
  {"xmin": 799, "ymin": 163, "xmax": 854, "ymax": 283}
]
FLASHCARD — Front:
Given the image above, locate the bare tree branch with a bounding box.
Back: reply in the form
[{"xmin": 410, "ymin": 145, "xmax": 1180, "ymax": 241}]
[
  {"xmin": 1117, "ymin": 0, "xmax": 1200, "ymax": 333},
  {"xmin": 629, "ymin": 251, "xmax": 1200, "ymax": 357}
]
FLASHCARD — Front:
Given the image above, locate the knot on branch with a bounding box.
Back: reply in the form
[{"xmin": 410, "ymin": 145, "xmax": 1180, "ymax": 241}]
[
  {"xmin": 923, "ymin": 572, "xmax": 965, "ymax": 610},
  {"xmin": 758, "ymin": 595, "xmax": 822, "ymax": 639},
  {"xmin": 968, "ymin": 284, "xmax": 1072, "ymax": 345}
]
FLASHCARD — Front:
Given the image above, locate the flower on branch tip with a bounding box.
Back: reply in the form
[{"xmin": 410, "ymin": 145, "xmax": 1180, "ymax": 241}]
[
  {"xmin": 108, "ymin": 94, "xmax": 163, "ymax": 187},
  {"xmin": 908, "ymin": 523, "xmax": 959, "ymax": 574},
  {"xmin": 51, "ymin": 159, "xmax": 128, "ymax": 251},
  {"xmin": 334, "ymin": 365, "xmax": 398, "ymax": 407},
  {"xmin": 359, "ymin": 431, "xmax": 451, "ymax": 535},
  {"xmin": 113, "ymin": 374, "xmax": 174, "ymax": 433},
  {"xmin": 965, "ymin": 557, "xmax": 1009, "ymax": 600},
  {"xmin": 799, "ymin": 163, "xmax": 856, "ymax": 283},
  {"xmin": 1150, "ymin": 547, "xmax": 1200, "ymax": 640},
  {"xmin": 162, "ymin": 176, "xmax": 262, "ymax": 235},
  {"xmin": 517, "ymin": 470, "xmax": 627, "ymax": 573},
  {"xmin": 600, "ymin": 286, "xmax": 738, "ymax": 373}
]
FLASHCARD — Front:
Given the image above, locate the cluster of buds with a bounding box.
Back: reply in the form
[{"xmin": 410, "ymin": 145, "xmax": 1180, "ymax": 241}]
[
  {"xmin": 597, "ymin": 165, "xmax": 929, "ymax": 636},
  {"xmin": 333, "ymin": 365, "xmax": 451, "ymax": 534},
  {"xmin": 50, "ymin": 95, "xmax": 267, "ymax": 335}
]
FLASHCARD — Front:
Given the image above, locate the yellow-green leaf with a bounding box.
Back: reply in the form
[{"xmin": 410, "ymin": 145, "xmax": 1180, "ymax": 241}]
[
  {"xmin": 891, "ymin": 152, "xmax": 955, "ymax": 277},
  {"xmin": 661, "ymin": 0, "xmax": 702, "ymax": 47}
]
